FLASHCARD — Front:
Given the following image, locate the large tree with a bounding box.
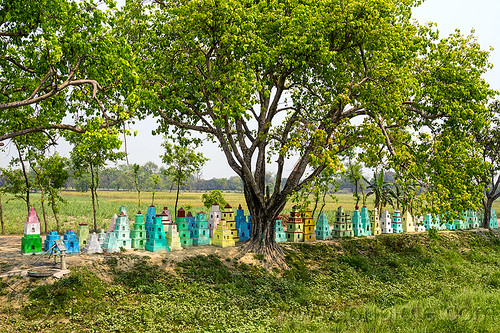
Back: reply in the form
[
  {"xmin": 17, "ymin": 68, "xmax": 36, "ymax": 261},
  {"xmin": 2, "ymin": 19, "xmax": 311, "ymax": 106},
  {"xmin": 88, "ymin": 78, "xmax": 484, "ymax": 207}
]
[
  {"xmin": 123, "ymin": 0, "xmax": 494, "ymax": 262},
  {"xmin": 0, "ymin": 0, "xmax": 136, "ymax": 144}
]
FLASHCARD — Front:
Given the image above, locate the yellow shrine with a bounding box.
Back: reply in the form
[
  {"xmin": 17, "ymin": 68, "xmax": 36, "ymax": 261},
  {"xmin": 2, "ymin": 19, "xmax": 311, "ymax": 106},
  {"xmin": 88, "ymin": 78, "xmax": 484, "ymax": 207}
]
[
  {"xmin": 211, "ymin": 219, "xmax": 235, "ymax": 248},
  {"xmin": 303, "ymin": 208, "xmax": 316, "ymax": 242},
  {"xmin": 222, "ymin": 204, "xmax": 239, "ymax": 242}
]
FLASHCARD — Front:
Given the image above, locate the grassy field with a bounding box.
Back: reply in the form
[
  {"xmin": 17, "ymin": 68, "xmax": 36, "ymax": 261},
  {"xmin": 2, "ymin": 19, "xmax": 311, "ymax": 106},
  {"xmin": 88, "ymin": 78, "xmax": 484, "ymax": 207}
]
[
  {"xmin": 0, "ymin": 231, "xmax": 499, "ymax": 332},
  {"xmin": 1, "ymin": 190, "xmax": 499, "ymax": 235},
  {"xmin": 0, "ymin": 190, "xmax": 375, "ymax": 234}
]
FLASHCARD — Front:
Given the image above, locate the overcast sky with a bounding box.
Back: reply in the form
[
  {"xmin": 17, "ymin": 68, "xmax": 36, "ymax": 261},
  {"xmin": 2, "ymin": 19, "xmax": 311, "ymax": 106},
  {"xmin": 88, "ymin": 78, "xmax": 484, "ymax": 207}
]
[{"xmin": 1, "ymin": 0, "xmax": 499, "ymax": 179}]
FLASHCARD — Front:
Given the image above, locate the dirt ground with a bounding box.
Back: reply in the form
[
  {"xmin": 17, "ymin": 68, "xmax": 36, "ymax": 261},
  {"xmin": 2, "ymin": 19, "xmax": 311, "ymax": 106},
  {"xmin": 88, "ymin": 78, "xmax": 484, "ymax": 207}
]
[{"xmin": 0, "ymin": 235, "xmax": 263, "ymax": 278}]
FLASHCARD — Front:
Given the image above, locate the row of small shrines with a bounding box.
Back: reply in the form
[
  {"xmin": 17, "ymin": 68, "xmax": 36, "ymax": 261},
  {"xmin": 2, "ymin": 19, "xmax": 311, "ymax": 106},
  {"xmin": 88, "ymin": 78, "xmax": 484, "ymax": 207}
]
[{"xmin": 20, "ymin": 204, "xmax": 499, "ymax": 254}]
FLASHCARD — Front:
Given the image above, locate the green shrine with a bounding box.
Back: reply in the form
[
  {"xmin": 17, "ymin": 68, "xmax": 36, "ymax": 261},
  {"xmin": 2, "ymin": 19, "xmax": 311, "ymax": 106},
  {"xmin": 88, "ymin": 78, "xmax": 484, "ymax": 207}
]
[
  {"xmin": 161, "ymin": 207, "xmax": 182, "ymax": 251},
  {"xmin": 286, "ymin": 205, "xmax": 304, "ymax": 242},
  {"xmin": 176, "ymin": 208, "xmax": 193, "ymax": 248},
  {"xmin": 145, "ymin": 216, "xmax": 169, "ymax": 252},
  {"xmin": 332, "ymin": 206, "xmax": 353, "ymax": 238},
  {"xmin": 465, "ymin": 211, "xmax": 479, "ymax": 229},
  {"xmin": 76, "ymin": 222, "xmax": 89, "ymax": 249},
  {"xmin": 454, "ymin": 211, "xmax": 469, "ymax": 230},
  {"xmin": 131, "ymin": 211, "xmax": 147, "ymax": 249},
  {"xmin": 21, "ymin": 207, "xmax": 43, "ymax": 254},
  {"xmin": 315, "ymin": 212, "xmax": 331, "ymax": 240}
]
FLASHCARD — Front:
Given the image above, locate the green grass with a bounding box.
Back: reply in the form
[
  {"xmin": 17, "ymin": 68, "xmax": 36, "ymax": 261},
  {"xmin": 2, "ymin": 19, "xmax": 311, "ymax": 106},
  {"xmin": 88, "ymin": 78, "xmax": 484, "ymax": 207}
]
[{"xmin": 1, "ymin": 231, "xmax": 498, "ymax": 332}]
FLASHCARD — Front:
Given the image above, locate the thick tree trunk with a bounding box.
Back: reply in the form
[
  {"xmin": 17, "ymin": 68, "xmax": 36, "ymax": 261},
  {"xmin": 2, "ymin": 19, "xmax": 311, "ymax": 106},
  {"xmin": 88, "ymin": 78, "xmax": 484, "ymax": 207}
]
[
  {"xmin": 0, "ymin": 194, "xmax": 4, "ymax": 235},
  {"xmin": 482, "ymin": 196, "xmax": 494, "ymax": 229},
  {"xmin": 242, "ymin": 184, "xmax": 287, "ymax": 266}
]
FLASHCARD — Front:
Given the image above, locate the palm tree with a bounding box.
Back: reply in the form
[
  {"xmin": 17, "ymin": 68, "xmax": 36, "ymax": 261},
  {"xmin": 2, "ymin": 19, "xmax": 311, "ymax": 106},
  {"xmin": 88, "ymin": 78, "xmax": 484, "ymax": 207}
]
[{"xmin": 364, "ymin": 169, "xmax": 394, "ymax": 212}]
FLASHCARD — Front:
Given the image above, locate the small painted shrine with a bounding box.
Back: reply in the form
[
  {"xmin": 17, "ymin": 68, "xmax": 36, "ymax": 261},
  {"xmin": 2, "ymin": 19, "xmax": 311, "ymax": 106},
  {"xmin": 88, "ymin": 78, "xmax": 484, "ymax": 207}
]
[
  {"xmin": 235, "ymin": 204, "xmax": 251, "ymax": 242},
  {"xmin": 315, "ymin": 212, "xmax": 331, "ymax": 240},
  {"xmin": 21, "ymin": 207, "xmax": 43, "ymax": 254},
  {"xmin": 465, "ymin": 210, "xmax": 479, "ymax": 229},
  {"xmin": 392, "ymin": 210, "xmax": 403, "ymax": 233},
  {"xmin": 187, "ymin": 211, "xmax": 196, "ymax": 238},
  {"xmin": 156, "ymin": 206, "xmax": 172, "ymax": 233},
  {"xmin": 211, "ymin": 219, "xmax": 235, "ymax": 248},
  {"xmin": 145, "ymin": 215, "xmax": 169, "ymax": 252},
  {"xmin": 286, "ymin": 205, "xmax": 304, "ymax": 242},
  {"xmin": 177, "ymin": 208, "xmax": 193, "ymax": 248},
  {"xmin": 372, "ymin": 208, "xmax": 381, "ymax": 235},
  {"xmin": 360, "ymin": 206, "xmax": 372, "ymax": 236},
  {"xmin": 275, "ymin": 220, "xmax": 286, "ymax": 242},
  {"xmin": 63, "ymin": 230, "xmax": 79, "ymax": 253},
  {"xmin": 44, "ymin": 230, "xmax": 61, "ymax": 254},
  {"xmin": 82, "ymin": 232, "xmax": 103, "ymax": 254},
  {"xmin": 303, "ymin": 208, "xmax": 316, "ymax": 242},
  {"xmin": 145, "ymin": 205, "xmax": 156, "ymax": 238},
  {"xmin": 490, "ymin": 209, "xmax": 498, "ymax": 229},
  {"xmin": 454, "ymin": 211, "xmax": 469, "ymax": 230},
  {"xmin": 193, "ymin": 212, "xmax": 211, "ymax": 246},
  {"xmin": 380, "ymin": 210, "xmax": 393, "ymax": 234},
  {"xmin": 114, "ymin": 210, "xmax": 132, "ymax": 250},
  {"xmin": 402, "ymin": 211, "xmax": 415, "ymax": 233},
  {"xmin": 107, "ymin": 214, "xmax": 117, "ymax": 233},
  {"xmin": 102, "ymin": 232, "xmax": 120, "ymax": 253},
  {"xmin": 77, "ymin": 222, "xmax": 89, "ymax": 249},
  {"xmin": 332, "ymin": 206, "xmax": 353, "ymax": 238},
  {"xmin": 208, "ymin": 202, "xmax": 221, "ymax": 238},
  {"xmin": 131, "ymin": 211, "xmax": 147, "ymax": 249},
  {"xmin": 98, "ymin": 230, "xmax": 107, "ymax": 245},
  {"xmin": 352, "ymin": 207, "xmax": 363, "ymax": 236},
  {"xmin": 424, "ymin": 213, "xmax": 440, "ymax": 230},
  {"xmin": 162, "ymin": 210, "xmax": 182, "ymax": 251},
  {"xmin": 222, "ymin": 204, "xmax": 239, "ymax": 242}
]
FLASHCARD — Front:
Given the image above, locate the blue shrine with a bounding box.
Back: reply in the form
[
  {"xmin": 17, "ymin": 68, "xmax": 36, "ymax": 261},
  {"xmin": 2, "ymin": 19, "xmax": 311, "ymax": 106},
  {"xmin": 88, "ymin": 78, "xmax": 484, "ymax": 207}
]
[
  {"xmin": 235, "ymin": 204, "xmax": 251, "ymax": 242},
  {"xmin": 352, "ymin": 206, "xmax": 363, "ymax": 237},
  {"xmin": 63, "ymin": 230, "xmax": 79, "ymax": 253},
  {"xmin": 44, "ymin": 230, "xmax": 61, "ymax": 254},
  {"xmin": 145, "ymin": 205, "xmax": 156, "ymax": 238},
  {"xmin": 187, "ymin": 211, "xmax": 196, "ymax": 237}
]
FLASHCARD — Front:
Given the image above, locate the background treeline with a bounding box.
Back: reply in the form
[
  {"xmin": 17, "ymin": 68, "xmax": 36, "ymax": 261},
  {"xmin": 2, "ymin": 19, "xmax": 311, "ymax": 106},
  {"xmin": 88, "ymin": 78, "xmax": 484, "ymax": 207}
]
[{"xmin": 0, "ymin": 161, "xmax": 395, "ymax": 193}]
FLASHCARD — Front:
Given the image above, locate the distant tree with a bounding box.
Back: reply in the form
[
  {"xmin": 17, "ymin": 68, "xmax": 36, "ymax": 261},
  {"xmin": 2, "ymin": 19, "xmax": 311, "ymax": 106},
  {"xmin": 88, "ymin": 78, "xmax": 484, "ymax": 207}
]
[
  {"xmin": 344, "ymin": 161, "xmax": 363, "ymax": 208},
  {"xmin": 202, "ymin": 190, "xmax": 227, "ymax": 210},
  {"xmin": 161, "ymin": 139, "xmax": 208, "ymax": 217},
  {"xmin": 39, "ymin": 154, "xmax": 70, "ymax": 232},
  {"xmin": 68, "ymin": 124, "xmax": 124, "ymax": 231},
  {"xmin": 73, "ymin": 173, "xmax": 92, "ymax": 192},
  {"xmin": 133, "ymin": 163, "xmax": 141, "ymax": 208}
]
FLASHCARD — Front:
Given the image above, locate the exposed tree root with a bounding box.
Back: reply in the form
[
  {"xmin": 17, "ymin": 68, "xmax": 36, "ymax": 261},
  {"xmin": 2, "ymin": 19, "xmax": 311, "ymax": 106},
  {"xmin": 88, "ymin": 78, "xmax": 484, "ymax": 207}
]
[{"xmin": 241, "ymin": 239, "xmax": 288, "ymax": 269}]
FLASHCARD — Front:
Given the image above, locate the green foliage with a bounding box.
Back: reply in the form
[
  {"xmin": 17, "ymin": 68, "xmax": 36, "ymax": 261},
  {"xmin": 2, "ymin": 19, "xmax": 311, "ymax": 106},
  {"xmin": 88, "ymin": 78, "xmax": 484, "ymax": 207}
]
[
  {"xmin": 201, "ymin": 190, "xmax": 227, "ymax": 209},
  {"xmin": 6, "ymin": 232, "xmax": 499, "ymax": 332}
]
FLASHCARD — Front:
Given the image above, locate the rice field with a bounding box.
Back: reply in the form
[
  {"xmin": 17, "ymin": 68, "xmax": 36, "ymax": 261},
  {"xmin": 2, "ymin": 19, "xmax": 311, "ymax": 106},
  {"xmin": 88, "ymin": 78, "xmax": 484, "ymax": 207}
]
[{"xmin": 1, "ymin": 190, "xmax": 497, "ymax": 235}]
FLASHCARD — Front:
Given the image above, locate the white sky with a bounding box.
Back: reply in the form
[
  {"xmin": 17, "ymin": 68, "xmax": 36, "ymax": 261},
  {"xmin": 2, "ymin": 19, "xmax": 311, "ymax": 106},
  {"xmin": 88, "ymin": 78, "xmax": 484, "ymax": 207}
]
[{"xmin": 1, "ymin": 0, "xmax": 499, "ymax": 179}]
